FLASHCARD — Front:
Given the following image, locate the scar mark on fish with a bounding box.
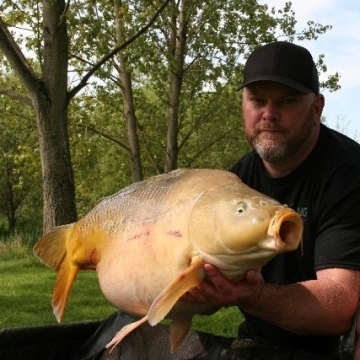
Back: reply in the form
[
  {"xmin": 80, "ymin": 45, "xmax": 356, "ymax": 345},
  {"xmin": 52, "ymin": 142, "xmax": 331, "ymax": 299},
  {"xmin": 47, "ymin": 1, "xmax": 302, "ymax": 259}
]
[
  {"xmin": 167, "ymin": 230, "xmax": 182, "ymax": 238},
  {"xmin": 87, "ymin": 249, "xmax": 98, "ymax": 269},
  {"xmin": 127, "ymin": 230, "xmax": 150, "ymax": 241}
]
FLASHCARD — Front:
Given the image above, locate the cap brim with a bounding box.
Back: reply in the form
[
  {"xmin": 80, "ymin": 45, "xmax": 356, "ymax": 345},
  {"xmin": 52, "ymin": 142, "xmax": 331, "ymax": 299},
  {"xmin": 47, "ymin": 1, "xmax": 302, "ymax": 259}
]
[{"xmin": 238, "ymin": 75, "xmax": 313, "ymax": 94}]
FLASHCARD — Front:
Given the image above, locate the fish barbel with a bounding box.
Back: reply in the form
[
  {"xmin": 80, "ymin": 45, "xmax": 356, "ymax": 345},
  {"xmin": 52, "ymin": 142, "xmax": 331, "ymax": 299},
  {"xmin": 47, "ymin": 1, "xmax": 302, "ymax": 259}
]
[{"xmin": 33, "ymin": 168, "xmax": 303, "ymax": 352}]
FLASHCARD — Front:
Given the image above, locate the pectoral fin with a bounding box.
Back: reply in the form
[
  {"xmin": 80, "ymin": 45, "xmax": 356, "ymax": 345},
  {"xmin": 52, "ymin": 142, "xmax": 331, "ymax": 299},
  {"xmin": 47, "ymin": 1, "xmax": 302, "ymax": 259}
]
[
  {"xmin": 147, "ymin": 257, "xmax": 205, "ymax": 326},
  {"xmin": 169, "ymin": 318, "xmax": 192, "ymax": 353},
  {"xmin": 106, "ymin": 315, "xmax": 149, "ymax": 352}
]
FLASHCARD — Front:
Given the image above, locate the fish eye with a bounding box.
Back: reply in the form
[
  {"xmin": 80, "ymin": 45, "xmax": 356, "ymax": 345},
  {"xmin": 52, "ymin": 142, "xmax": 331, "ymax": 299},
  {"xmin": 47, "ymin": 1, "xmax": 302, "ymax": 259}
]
[{"xmin": 236, "ymin": 202, "xmax": 247, "ymax": 215}]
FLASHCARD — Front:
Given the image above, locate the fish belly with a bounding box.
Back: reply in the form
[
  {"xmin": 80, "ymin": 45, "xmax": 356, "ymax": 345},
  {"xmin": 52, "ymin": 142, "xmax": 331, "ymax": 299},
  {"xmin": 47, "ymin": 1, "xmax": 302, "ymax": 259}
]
[{"xmin": 96, "ymin": 221, "xmax": 195, "ymax": 316}]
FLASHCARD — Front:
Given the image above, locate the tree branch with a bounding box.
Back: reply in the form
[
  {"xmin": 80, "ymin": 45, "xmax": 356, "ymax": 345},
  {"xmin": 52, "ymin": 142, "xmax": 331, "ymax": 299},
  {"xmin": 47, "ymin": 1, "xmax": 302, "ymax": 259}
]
[
  {"xmin": 67, "ymin": 0, "xmax": 171, "ymax": 101},
  {"xmin": 76, "ymin": 124, "xmax": 130, "ymax": 153},
  {"xmin": 0, "ymin": 89, "xmax": 32, "ymax": 106},
  {"xmin": 0, "ymin": 16, "xmax": 39, "ymax": 97},
  {"xmin": 184, "ymin": 128, "xmax": 235, "ymax": 167}
]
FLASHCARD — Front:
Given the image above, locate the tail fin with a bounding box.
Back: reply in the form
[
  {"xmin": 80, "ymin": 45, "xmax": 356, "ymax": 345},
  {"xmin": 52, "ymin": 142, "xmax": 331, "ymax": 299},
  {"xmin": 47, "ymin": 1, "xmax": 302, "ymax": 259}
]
[
  {"xmin": 33, "ymin": 225, "xmax": 71, "ymax": 269},
  {"xmin": 33, "ymin": 224, "xmax": 78, "ymax": 323},
  {"xmin": 52, "ymin": 258, "xmax": 79, "ymax": 322}
]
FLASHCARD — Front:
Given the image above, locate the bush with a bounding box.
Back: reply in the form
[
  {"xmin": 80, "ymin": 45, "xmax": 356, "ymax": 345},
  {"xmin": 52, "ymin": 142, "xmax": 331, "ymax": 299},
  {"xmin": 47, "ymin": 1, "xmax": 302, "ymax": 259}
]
[{"xmin": 0, "ymin": 231, "xmax": 41, "ymax": 260}]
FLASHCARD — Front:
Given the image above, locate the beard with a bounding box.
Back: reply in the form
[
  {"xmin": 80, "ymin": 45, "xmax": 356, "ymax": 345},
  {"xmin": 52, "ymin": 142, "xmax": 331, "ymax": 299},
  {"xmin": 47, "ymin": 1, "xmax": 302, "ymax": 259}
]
[{"xmin": 245, "ymin": 109, "xmax": 314, "ymax": 164}]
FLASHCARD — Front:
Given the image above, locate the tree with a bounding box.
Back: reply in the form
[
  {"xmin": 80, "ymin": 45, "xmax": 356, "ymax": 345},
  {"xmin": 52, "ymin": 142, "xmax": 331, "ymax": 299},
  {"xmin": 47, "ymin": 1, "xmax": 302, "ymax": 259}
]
[
  {"xmin": 69, "ymin": 0, "xmax": 339, "ymax": 176},
  {"xmin": 0, "ymin": 0, "xmax": 170, "ymax": 232},
  {"xmin": 0, "ymin": 72, "xmax": 41, "ymax": 232},
  {"xmin": 0, "ymin": 3, "xmax": 76, "ymax": 233},
  {"xmin": 109, "ymin": 0, "xmax": 143, "ymax": 182},
  {"xmin": 0, "ymin": 1, "xmax": 340, "ymax": 233}
]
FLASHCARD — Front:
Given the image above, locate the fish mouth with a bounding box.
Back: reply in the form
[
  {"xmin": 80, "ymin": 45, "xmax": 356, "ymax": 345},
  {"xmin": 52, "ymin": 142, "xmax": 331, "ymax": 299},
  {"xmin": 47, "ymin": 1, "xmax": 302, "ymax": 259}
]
[{"xmin": 265, "ymin": 208, "xmax": 303, "ymax": 252}]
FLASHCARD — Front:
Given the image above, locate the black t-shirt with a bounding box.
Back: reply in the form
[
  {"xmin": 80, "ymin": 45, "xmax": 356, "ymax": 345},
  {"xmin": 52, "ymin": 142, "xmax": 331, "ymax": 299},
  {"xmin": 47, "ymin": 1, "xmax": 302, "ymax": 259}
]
[{"xmin": 230, "ymin": 124, "xmax": 360, "ymax": 355}]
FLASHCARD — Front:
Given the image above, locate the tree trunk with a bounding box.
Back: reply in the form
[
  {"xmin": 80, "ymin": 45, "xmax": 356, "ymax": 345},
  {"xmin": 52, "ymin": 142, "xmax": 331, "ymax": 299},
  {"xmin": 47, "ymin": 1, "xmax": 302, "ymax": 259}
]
[
  {"xmin": 3, "ymin": 165, "xmax": 17, "ymax": 233},
  {"xmin": 0, "ymin": 2, "xmax": 77, "ymax": 234},
  {"xmin": 1, "ymin": 1, "xmax": 172, "ymax": 233},
  {"xmin": 34, "ymin": 99, "xmax": 77, "ymax": 233},
  {"xmin": 114, "ymin": 0, "xmax": 143, "ymax": 182},
  {"xmin": 37, "ymin": 0, "xmax": 76, "ymax": 232},
  {"xmin": 165, "ymin": 0, "xmax": 189, "ymax": 172}
]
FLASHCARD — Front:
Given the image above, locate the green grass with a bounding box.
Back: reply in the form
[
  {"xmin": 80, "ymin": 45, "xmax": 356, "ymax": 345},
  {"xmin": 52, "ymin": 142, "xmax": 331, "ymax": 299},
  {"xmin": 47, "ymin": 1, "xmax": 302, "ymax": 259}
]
[
  {"xmin": 0, "ymin": 257, "xmax": 117, "ymax": 328},
  {"xmin": 0, "ymin": 236, "xmax": 243, "ymax": 337},
  {"xmin": 192, "ymin": 306, "xmax": 242, "ymax": 337}
]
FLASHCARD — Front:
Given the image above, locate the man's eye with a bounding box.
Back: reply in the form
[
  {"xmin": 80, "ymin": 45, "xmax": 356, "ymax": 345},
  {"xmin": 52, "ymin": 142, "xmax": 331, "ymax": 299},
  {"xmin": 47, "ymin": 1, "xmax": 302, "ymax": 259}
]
[
  {"xmin": 283, "ymin": 98, "xmax": 297, "ymax": 105},
  {"xmin": 251, "ymin": 98, "xmax": 264, "ymax": 105}
]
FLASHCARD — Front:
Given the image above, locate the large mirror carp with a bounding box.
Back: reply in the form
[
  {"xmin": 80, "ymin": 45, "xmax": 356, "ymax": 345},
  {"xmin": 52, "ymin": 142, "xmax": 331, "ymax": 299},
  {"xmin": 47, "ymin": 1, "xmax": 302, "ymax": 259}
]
[{"xmin": 34, "ymin": 168, "xmax": 303, "ymax": 352}]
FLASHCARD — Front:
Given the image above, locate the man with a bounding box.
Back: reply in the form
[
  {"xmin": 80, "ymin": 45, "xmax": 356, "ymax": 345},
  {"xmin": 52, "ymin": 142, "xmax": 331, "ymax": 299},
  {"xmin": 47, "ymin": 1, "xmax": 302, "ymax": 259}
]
[
  {"xmin": 186, "ymin": 41, "xmax": 360, "ymax": 358},
  {"xmin": 75, "ymin": 42, "xmax": 360, "ymax": 360}
]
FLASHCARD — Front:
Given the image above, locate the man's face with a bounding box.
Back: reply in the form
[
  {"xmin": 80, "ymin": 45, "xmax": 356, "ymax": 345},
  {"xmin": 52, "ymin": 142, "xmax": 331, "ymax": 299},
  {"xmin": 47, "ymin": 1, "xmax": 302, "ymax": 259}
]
[{"xmin": 242, "ymin": 81, "xmax": 323, "ymax": 164}]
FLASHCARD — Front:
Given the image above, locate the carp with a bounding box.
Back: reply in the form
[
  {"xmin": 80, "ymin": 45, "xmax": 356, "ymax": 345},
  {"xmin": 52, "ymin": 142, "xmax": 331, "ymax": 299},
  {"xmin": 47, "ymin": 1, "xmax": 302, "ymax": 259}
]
[{"xmin": 33, "ymin": 168, "xmax": 303, "ymax": 352}]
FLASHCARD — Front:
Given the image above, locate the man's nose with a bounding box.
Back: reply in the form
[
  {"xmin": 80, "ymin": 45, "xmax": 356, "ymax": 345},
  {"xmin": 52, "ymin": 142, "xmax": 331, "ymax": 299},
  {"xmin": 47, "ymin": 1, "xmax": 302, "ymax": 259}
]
[{"xmin": 262, "ymin": 102, "xmax": 280, "ymax": 121}]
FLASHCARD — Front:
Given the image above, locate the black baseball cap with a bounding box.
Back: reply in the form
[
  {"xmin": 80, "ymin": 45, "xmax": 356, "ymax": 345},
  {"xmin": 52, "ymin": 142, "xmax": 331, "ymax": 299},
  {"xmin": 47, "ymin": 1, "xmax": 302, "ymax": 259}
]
[{"xmin": 239, "ymin": 42, "xmax": 319, "ymax": 94}]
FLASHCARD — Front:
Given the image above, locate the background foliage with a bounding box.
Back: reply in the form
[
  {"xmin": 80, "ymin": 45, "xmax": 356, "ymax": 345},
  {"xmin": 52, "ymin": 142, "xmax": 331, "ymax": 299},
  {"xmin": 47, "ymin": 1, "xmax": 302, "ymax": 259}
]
[{"xmin": 0, "ymin": 1, "xmax": 339, "ymax": 232}]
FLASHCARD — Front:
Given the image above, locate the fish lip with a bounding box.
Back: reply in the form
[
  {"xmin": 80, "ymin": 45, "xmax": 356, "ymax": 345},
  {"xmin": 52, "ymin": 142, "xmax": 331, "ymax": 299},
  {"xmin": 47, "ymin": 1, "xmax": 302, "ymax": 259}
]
[{"xmin": 266, "ymin": 208, "xmax": 303, "ymax": 252}]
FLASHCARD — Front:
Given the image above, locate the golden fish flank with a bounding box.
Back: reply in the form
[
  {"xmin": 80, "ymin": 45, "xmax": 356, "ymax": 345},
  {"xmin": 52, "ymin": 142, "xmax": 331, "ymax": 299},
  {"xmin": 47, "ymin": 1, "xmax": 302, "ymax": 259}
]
[{"xmin": 33, "ymin": 168, "xmax": 303, "ymax": 353}]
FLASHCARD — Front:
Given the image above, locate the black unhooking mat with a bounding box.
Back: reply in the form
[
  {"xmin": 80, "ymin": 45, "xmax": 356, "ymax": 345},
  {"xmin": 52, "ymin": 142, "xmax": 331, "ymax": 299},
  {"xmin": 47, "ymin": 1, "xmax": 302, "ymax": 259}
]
[
  {"xmin": 0, "ymin": 312, "xmax": 354, "ymax": 360},
  {"xmin": 0, "ymin": 320, "xmax": 102, "ymax": 360}
]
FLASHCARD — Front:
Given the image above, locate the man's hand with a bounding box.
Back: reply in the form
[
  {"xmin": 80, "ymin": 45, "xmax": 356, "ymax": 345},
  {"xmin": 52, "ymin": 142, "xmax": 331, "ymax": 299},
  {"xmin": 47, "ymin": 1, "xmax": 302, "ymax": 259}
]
[
  {"xmin": 183, "ymin": 264, "xmax": 265, "ymax": 309},
  {"xmin": 186, "ymin": 266, "xmax": 360, "ymax": 336}
]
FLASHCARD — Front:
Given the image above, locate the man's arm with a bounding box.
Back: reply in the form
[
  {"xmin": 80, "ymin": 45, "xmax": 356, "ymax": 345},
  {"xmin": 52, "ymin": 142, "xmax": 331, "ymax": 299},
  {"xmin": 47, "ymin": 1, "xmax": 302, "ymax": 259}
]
[{"xmin": 186, "ymin": 264, "xmax": 360, "ymax": 336}]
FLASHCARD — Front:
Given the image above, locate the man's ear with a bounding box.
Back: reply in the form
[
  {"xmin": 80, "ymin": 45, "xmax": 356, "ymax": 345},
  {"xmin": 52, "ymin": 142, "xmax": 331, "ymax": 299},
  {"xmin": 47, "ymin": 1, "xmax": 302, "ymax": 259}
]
[{"xmin": 314, "ymin": 94, "xmax": 325, "ymax": 119}]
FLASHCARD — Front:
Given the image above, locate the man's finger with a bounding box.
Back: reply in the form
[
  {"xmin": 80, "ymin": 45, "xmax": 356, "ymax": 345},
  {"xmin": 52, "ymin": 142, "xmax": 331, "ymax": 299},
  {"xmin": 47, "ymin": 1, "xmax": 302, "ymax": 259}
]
[{"xmin": 245, "ymin": 269, "xmax": 264, "ymax": 284}]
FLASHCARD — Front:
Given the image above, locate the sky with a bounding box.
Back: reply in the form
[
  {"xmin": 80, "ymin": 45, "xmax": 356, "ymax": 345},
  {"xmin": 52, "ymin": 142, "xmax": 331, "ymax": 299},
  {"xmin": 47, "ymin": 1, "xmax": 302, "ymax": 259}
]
[{"xmin": 260, "ymin": 0, "xmax": 360, "ymax": 141}]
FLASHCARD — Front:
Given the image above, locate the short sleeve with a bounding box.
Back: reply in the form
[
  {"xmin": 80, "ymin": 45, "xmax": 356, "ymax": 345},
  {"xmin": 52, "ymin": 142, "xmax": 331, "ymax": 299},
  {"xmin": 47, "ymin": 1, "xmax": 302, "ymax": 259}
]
[{"xmin": 314, "ymin": 162, "xmax": 360, "ymax": 270}]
